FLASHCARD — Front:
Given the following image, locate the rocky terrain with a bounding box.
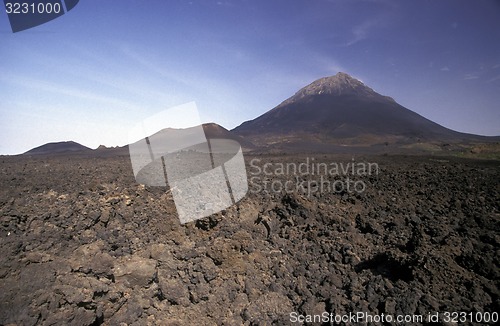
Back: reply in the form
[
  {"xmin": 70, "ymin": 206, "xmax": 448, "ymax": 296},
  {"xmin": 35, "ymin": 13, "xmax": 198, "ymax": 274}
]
[{"xmin": 0, "ymin": 153, "xmax": 498, "ymax": 325}]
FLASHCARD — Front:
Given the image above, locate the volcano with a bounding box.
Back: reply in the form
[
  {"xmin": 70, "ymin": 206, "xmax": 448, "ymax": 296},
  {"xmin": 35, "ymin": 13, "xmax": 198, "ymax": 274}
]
[{"xmin": 232, "ymin": 72, "xmax": 496, "ymax": 152}]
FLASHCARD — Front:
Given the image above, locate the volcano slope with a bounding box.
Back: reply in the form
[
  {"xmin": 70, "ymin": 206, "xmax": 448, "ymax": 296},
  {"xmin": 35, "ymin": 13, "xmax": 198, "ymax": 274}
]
[
  {"xmin": 0, "ymin": 153, "xmax": 498, "ymax": 325},
  {"xmin": 232, "ymin": 73, "xmax": 499, "ymax": 153}
]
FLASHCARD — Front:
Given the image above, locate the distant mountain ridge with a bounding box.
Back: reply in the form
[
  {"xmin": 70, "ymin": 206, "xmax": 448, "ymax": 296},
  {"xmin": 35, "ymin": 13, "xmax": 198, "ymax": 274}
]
[
  {"xmin": 22, "ymin": 123, "xmax": 253, "ymax": 156},
  {"xmin": 21, "ymin": 73, "xmax": 499, "ymax": 156}
]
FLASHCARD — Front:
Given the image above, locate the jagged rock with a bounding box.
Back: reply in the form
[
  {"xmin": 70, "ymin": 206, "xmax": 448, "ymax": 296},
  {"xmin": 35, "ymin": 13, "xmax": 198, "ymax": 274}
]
[
  {"xmin": 243, "ymin": 292, "xmax": 293, "ymax": 324},
  {"xmin": 69, "ymin": 240, "xmax": 115, "ymax": 277},
  {"xmin": 113, "ymin": 255, "xmax": 157, "ymax": 288},
  {"xmin": 158, "ymin": 277, "xmax": 190, "ymax": 307}
]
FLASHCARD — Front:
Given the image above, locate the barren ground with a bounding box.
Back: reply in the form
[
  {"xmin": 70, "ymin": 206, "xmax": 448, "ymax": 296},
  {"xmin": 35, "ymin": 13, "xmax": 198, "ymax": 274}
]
[{"xmin": 0, "ymin": 154, "xmax": 498, "ymax": 325}]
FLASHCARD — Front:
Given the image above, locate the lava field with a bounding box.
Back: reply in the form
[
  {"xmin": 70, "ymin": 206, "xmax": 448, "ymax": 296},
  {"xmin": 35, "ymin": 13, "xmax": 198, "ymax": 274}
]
[{"xmin": 0, "ymin": 154, "xmax": 498, "ymax": 325}]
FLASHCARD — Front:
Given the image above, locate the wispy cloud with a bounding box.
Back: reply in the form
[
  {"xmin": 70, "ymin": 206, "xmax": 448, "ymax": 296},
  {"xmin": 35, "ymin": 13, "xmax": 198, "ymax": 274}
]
[
  {"xmin": 216, "ymin": 1, "xmax": 233, "ymax": 6},
  {"xmin": 0, "ymin": 74, "xmax": 141, "ymax": 110},
  {"xmin": 1, "ymin": 42, "xmax": 185, "ymax": 112},
  {"xmin": 345, "ymin": 20, "xmax": 377, "ymax": 46},
  {"xmin": 486, "ymin": 74, "xmax": 500, "ymax": 83},
  {"xmin": 117, "ymin": 44, "xmax": 256, "ymax": 126},
  {"xmin": 463, "ymin": 73, "xmax": 479, "ymax": 80},
  {"xmin": 441, "ymin": 66, "xmax": 450, "ymax": 72}
]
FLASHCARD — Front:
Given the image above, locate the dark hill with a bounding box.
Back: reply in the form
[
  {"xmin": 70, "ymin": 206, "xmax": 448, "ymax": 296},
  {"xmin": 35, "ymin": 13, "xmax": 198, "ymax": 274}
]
[
  {"xmin": 132, "ymin": 122, "xmax": 255, "ymax": 151},
  {"xmin": 202, "ymin": 123, "xmax": 255, "ymax": 151},
  {"xmin": 93, "ymin": 122, "xmax": 255, "ymax": 158},
  {"xmin": 23, "ymin": 141, "xmax": 92, "ymax": 155}
]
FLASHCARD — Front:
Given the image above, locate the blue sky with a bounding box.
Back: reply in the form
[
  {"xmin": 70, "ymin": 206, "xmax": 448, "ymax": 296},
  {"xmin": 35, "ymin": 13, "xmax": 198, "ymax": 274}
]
[{"xmin": 1, "ymin": 0, "xmax": 499, "ymax": 154}]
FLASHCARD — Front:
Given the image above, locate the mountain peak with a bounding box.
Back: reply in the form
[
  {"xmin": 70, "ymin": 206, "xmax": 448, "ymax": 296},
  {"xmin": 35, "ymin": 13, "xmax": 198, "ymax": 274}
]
[
  {"xmin": 305, "ymin": 72, "xmax": 366, "ymax": 91},
  {"xmin": 298, "ymin": 72, "xmax": 373, "ymax": 96},
  {"xmin": 278, "ymin": 72, "xmax": 381, "ymax": 107}
]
